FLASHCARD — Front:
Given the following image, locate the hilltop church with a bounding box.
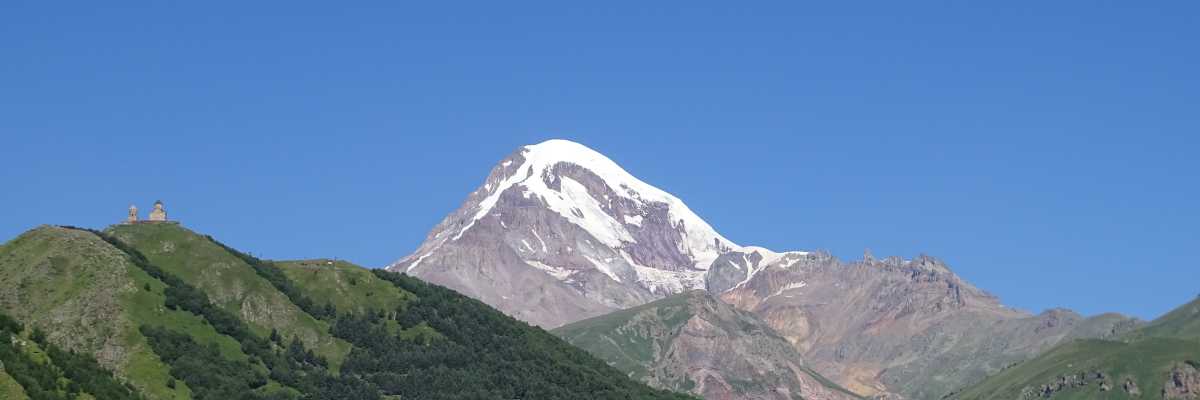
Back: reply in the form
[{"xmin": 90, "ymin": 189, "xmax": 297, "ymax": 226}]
[{"xmin": 126, "ymin": 200, "xmax": 176, "ymax": 224}]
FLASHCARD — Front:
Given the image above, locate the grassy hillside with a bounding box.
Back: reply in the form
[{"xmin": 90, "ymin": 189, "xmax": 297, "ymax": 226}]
[
  {"xmin": 0, "ymin": 226, "xmax": 249, "ymax": 399},
  {"xmin": 952, "ymin": 297, "xmax": 1200, "ymax": 400},
  {"xmin": 273, "ymin": 259, "xmax": 413, "ymax": 315},
  {"xmin": 1, "ymin": 223, "xmax": 699, "ymax": 400},
  {"xmin": 555, "ymin": 292, "xmax": 694, "ymax": 379},
  {"xmin": 105, "ymin": 223, "xmax": 352, "ymax": 367},
  {"xmin": 1127, "ymin": 297, "xmax": 1200, "ymax": 341}
]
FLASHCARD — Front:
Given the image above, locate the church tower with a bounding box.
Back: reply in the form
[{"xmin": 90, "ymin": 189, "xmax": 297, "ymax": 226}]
[
  {"xmin": 127, "ymin": 205, "xmax": 138, "ymax": 223},
  {"xmin": 148, "ymin": 200, "xmax": 167, "ymax": 222}
]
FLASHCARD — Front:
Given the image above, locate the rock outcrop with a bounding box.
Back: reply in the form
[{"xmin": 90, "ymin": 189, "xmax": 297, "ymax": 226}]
[
  {"xmin": 1019, "ymin": 371, "xmax": 1110, "ymax": 399},
  {"xmin": 1125, "ymin": 377, "xmax": 1142, "ymax": 396},
  {"xmin": 1165, "ymin": 362, "xmax": 1200, "ymax": 399}
]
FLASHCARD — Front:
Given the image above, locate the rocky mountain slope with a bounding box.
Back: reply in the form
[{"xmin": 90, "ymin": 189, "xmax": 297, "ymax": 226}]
[
  {"xmin": 718, "ymin": 250, "xmax": 1140, "ymax": 399},
  {"xmin": 554, "ymin": 290, "xmax": 861, "ymax": 400},
  {"xmin": 388, "ymin": 139, "xmax": 743, "ymax": 328},
  {"xmin": 388, "ymin": 139, "xmax": 1142, "ymax": 400},
  {"xmin": 0, "ymin": 223, "xmax": 697, "ymax": 400},
  {"xmin": 951, "ymin": 296, "xmax": 1200, "ymax": 400}
]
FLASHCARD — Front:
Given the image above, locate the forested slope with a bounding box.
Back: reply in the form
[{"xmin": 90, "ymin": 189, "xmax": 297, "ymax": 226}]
[{"xmin": 0, "ymin": 223, "xmax": 697, "ymax": 400}]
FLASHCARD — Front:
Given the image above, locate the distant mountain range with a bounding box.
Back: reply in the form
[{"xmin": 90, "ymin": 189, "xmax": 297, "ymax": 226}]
[
  {"xmin": 951, "ymin": 296, "xmax": 1200, "ymax": 400},
  {"xmin": 387, "ymin": 139, "xmax": 1180, "ymax": 400},
  {"xmin": 1, "ymin": 139, "xmax": 1193, "ymax": 400},
  {"xmin": 717, "ymin": 250, "xmax": 1140, "ymax": 399}
]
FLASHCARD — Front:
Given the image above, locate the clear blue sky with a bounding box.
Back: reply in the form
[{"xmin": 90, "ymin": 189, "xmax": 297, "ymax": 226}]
[{"xmin": 2, "ymin": 2, "xmax": 1197, "ymax": 320}]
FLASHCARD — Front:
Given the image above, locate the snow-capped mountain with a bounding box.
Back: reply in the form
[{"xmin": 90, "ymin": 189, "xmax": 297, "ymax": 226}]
[
  {"xmin": 386, "ymin": 139, "xmax": 1140, "ymax": 399},
  {"xmin": 388, "ymin": 139, "xmax": 800, "ymax": 327}
]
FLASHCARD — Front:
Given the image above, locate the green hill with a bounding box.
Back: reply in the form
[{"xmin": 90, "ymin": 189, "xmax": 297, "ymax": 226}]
[
  {"xmin": 105, "ymin": 223, "xmax": 352, "ymax": 368},
  {"xmin": 0, "ymin": 223, "xmax": 697, "ymax": 400},
  {"xmin": 0, "ymin": 226, "xmax": 246, "ymax": 399},
  {"xmin": 951, "ymin": 297, "xmax": 1200, "ymax": 400}
]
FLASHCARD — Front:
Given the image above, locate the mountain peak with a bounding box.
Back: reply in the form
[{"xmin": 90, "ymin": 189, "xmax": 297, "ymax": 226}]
[
  {"xmin": 516, "ymin": 139, "xmax": 669, "ymax": 201},
  {"xmin": 523, "ymin": 139, "xmax": 617, "ymax": 166},
  {"xmin": 388, "ymin": 139, "xmax": 751, "ymax": 326},
  {"xmin": 500, "ymin": 139, "xmax": 739, "ymax": 254},
  {"xmin": 394, "ymin": 138, "xmax": 741, "ymax": 271}
]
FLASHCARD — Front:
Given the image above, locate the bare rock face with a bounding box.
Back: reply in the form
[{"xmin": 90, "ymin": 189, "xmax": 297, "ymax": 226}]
[
  {"xmin": 554, "ymin": 291, "xmax": 860, "ymax": 400},
  {"xmin": 1125, "ymin": 377, "xmax": 1142, "ymax": 396},
  {"xmin": 1165, "ymin": 362, "xmax": 1200, "ymax": 399}
]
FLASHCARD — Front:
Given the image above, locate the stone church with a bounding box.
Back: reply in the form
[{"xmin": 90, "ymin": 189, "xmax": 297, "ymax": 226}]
[{"xmin": 126, "ymin": 200, "xmax": 174, "ymax": 224}]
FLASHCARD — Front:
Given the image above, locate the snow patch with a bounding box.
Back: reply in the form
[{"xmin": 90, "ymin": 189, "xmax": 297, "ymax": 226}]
[
  {"xmin": 525, "ymin": 260, "xmax": 574, "ymax": 280},
  {"xmin": 531, "ymin": 229, "xmax": 548, "ymax": 252},
  {"xmin": 406, "ymin": 253, "xmax": 433, "ymax": 272},
  {"xmin": 584, "ymin": 254, "xmax": 622, "ymax": 283},
  {"xmin": 779, "ymin": 258, "xmax": 801, "ymax": 269},
  {"xmin": 724, "ymin": 248, "xmax": 811, "ymax": 292},
  {"xmin": 528, "ymin": 176, "xmax": 634, "ymax": 248},
  {"xmin": 770, "ymin": 281, "xmax": 808, "ymax": 298},
  {"xmin": 609, "ymin": 250, "xmax": 703, "ymax": 295},
  {"xmin": 633, "ymin": 265, "xmax": 706, "ymax": 295},
  {"xmin": 624, "ymin": 214, "xmax": 643, "ymax": 226},
  {"xmin": 741, "ymin": 246, "xmax": 788, "ymax": 265}
]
